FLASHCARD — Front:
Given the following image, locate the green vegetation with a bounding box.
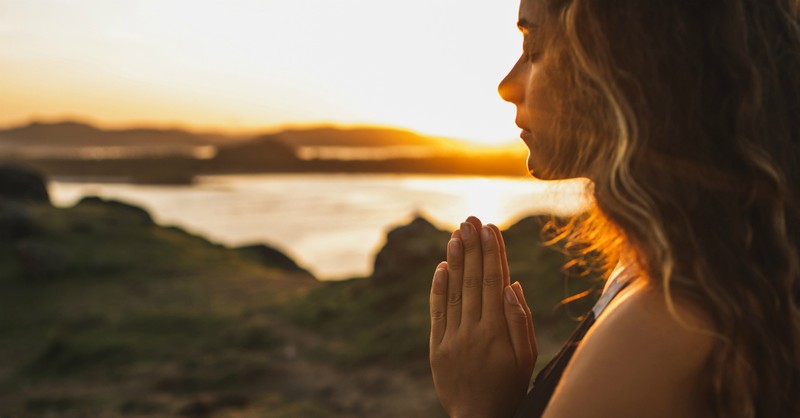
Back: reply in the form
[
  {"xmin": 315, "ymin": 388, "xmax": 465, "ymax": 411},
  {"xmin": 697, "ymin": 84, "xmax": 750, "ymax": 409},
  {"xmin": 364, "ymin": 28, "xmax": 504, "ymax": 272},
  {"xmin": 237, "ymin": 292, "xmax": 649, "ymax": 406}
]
[
  {"xmin": 0, "ymin": 197, "xmax": 316, "ymax": 417},
  {"xmin": 0, "ymin": 195, "xmax": 601, "ymax": 417},
  {"xmin": 280, "ymin": 216, "xmax": 602, "ymax": 375}
]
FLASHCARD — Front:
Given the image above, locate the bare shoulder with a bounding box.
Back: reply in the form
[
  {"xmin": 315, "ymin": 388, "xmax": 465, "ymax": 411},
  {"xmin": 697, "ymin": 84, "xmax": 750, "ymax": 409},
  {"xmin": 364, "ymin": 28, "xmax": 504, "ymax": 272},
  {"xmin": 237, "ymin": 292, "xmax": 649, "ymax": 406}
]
[{"xmin": 542, "ymin": 280, "xmax": 715, "ymax": 418}]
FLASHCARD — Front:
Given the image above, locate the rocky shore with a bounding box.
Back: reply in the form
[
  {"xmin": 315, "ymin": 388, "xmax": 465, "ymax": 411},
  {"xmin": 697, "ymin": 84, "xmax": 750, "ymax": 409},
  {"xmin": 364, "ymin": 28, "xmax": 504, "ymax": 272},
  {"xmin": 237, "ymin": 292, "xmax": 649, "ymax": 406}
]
[{"xmin": 0, "ymin": 166, "xmax": 600, "ymax": 417}]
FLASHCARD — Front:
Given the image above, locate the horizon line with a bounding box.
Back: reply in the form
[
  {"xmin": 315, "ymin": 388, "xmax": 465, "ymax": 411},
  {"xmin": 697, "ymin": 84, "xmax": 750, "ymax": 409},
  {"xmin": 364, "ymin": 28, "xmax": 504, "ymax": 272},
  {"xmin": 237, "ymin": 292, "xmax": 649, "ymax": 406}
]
[{"xmin": 0, "ymin": 115, "xmax": 519, "ymax": 147}]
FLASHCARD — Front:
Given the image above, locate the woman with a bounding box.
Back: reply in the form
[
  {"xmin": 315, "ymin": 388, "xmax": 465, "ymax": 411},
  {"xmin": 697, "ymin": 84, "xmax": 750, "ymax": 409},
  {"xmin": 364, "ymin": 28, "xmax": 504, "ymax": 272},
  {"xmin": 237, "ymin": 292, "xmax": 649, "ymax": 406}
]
[{"xmin": 428, "ymin": 0, "xmax": 800, "ymax": 417}]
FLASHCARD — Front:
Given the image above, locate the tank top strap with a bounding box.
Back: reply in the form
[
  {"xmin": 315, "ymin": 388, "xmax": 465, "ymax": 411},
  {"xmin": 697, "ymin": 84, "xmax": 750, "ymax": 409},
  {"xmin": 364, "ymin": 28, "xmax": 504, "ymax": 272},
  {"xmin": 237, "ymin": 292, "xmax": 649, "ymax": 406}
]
[{"xmin": 591, "ymin": 262, "xmax": 634, "ymax": 318}]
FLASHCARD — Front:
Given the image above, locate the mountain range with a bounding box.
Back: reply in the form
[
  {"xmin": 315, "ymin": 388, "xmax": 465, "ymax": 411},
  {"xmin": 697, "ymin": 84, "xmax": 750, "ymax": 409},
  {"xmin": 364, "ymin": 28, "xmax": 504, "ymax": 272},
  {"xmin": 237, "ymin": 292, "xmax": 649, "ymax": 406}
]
[
  {"xmin": 0, "ymin": 121, "xmax": 468, "ymax": 150},
  {"xmin": 0, "ymin": 120, "xmax": 530, "ymax": 180}
]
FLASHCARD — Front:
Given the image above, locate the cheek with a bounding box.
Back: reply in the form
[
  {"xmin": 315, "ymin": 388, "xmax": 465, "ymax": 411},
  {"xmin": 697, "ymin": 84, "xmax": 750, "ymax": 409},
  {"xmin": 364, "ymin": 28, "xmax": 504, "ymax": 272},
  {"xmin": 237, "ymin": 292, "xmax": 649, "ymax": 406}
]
[
  {"xmin": 525, "ymin": 64, "xmax": 561, "ymax": 140},
  {"xmin": 523, "ymin": 66, "xmax": 564, "ymax": 179}
]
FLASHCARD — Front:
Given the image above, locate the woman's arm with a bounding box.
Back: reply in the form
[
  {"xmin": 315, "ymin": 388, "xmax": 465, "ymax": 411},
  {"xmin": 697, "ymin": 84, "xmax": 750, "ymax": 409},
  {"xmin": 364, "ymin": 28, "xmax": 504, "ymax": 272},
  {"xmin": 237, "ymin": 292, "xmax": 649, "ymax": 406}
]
[{"xmin": 429, "ymin": 217, "xmax": 536, "ymax": 418}]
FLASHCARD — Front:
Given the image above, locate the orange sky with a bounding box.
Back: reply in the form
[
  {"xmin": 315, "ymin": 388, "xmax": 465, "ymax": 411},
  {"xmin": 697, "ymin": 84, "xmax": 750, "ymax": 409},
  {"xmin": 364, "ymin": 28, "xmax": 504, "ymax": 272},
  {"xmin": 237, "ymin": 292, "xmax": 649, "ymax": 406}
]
[{"xmin": 0, "ymin": 0, "xmax": 524, "ymax": 145}]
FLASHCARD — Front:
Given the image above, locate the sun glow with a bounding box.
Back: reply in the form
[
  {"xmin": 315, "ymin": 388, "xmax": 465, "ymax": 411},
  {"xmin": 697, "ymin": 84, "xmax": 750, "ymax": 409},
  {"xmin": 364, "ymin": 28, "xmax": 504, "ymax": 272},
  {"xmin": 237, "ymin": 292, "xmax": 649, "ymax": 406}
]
[
  {"xmin": 0, "ymin": 0, "xmax": 523, "ymax": 145},
  {"xmin": 400, "ymin": 177, "xmax": 593, "ymax": 228}
]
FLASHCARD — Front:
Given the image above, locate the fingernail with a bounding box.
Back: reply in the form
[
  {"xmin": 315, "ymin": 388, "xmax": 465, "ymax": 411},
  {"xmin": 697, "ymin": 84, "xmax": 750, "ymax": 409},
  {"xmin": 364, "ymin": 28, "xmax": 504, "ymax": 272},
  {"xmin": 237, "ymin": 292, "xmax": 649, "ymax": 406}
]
[
  {"xmin": 434, "ymin": 269, "xmax": 446, "ymax": 287},
  {"xmin": 505, "ymin": 286, "xmax": 519, "ymax": 305},
  {"xmin": 481, "ymin": 225, "xmax": 491, "ymax": 242},
  {"xmin": 448, "ymin": 238, "xmax": 461, "ymax": 256},
  {"xmin": 460, "ymin": 222, "xmax": 472, "ymax": 239}
]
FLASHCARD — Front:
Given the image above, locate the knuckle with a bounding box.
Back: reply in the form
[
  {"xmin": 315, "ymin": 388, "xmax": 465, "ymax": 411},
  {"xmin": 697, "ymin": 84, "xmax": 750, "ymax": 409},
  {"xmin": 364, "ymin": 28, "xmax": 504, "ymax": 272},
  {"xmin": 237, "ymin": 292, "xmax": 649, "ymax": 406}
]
[
  {"xmin": 462, "ymin": 238, "xmax": 480, "ymax": 253},
  {"xmin": 483, "ymin": 272, "xmax": 501, "ymax": 287},
  {"xmin": 429, "ymin": 355, "xmax": 439, "ymax": 367},
  {"xmin": 430, "ymin": 308, "xmax": 446, "ymax": 321},
  {"xmin": 463, "ymin": 275, "xmax": 481, "ymax": 289},
  {"xmin": 447, "ymin": 290, "xmax": 462, "ymax": 305},
  {"xmin": 430, "ymin": 346, "xmax": 451, "ymax": 365},
  {"xmin": 461, "ymin": 329, "xmax": 479, "ymax": 345},
  {"xmin": 478, "ymin": 321, "xmax": 504, "ymax": 338}
]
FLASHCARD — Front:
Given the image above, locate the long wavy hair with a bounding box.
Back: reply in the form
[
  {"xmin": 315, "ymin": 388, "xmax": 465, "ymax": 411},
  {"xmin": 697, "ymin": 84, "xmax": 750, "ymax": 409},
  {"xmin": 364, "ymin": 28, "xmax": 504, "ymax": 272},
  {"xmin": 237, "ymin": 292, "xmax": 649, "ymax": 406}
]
[{"xmin": 536, "ymin": 0, "xmax": 800, "ymax": 416}]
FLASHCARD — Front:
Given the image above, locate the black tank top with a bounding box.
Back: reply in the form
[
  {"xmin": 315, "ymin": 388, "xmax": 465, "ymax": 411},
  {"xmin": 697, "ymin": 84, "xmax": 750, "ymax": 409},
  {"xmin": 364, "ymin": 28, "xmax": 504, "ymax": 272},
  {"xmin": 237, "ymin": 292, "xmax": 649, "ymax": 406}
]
[{"xmin": 513, "ymin": 266, "xmax": 633, "ymax": 418}]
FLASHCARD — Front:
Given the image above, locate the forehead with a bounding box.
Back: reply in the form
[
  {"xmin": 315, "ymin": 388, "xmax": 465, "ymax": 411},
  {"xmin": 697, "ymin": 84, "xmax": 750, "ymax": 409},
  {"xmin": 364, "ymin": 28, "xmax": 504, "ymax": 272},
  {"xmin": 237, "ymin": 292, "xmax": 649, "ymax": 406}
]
[{"xmin": 518, "ymin": 0, "xmax": 546, "ymax": 27}]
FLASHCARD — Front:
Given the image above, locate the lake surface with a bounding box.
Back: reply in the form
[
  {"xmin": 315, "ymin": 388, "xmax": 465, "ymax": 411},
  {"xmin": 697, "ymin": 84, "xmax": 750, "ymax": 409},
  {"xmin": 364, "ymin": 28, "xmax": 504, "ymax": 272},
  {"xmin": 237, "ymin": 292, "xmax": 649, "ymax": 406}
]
[{"xmin": 49, "ymin": 174, "xmax": 590, "ymax": 280}]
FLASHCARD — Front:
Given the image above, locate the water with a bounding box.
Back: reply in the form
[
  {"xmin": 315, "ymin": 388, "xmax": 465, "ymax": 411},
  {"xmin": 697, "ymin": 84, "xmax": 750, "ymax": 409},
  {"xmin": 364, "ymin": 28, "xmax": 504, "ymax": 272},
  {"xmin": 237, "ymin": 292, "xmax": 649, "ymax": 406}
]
[{"xmin": 49, "ymin": 174, "xmax": 590, "ymax": 280}]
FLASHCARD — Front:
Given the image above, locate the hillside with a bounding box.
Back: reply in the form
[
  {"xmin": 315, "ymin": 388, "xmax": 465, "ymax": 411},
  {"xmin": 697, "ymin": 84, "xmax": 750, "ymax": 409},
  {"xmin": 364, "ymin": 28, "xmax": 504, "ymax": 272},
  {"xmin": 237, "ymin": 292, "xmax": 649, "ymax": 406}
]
[
  {"xmin": 270, "ymin": 126, "xmax": 460, "ymax": 149},
  {"xmin": 0, "ymin": 121, "xmax": 532, "ymax": 181},
  {"xmin": 0, "ymin": 121, "xmax": 462, "ymax": 151},
  {"xmin": 0, "ymin": 169, "xmax": 601, "ymax": 417},
  {"xmin": 0, "ymin": 121, "xmax": 232, "ymax": 147}
]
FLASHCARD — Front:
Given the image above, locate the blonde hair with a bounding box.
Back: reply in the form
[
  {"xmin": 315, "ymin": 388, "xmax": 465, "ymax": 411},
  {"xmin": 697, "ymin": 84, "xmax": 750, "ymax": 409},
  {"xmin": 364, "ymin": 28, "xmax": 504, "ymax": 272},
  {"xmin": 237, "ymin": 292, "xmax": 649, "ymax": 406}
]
[{"xmin": 538, "ymin": 0, "xmax": 800, "ymax": 415}]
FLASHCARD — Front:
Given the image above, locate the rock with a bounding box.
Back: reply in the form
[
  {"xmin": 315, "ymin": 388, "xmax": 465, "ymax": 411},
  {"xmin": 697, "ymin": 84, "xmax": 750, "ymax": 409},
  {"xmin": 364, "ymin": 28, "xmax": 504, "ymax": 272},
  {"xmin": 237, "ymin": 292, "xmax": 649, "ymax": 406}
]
[
  {"xmin": 75, "ymin": 196, "xmax": 154, "ymax": 226},
  {"xmin": 213, "ymin": 135, "xmax": 298, "ymax": 169},
  {"xmin": 371, "ymin": 216, "xmax": 450, "ymax": 283},
  {"xmin": 0, "ymin": 199, "xmax": 37, "ymax": 240},
  {"xmin": 234, "ymin": 244, "xmax": 311, "ymax": 276},
  {"xmin": 15, "ymin": 238, "xmax": 73, "ymax": 280},
  {"xmin": 0, "ymin": 165, "xmax": 50, "ymax": 204},
  {"xmin": 502, "ymin": 215, "xmax": 549, "ymax": 242}
]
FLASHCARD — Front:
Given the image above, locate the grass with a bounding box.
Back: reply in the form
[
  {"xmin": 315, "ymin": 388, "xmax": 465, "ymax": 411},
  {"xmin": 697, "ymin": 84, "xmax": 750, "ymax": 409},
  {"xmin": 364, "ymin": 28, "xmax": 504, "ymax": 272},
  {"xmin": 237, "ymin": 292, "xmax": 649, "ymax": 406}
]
[
  {"xmin": 279, "ymin": 215, "xmax": 603, "ymax": 374},
  {"xmin": 0, "ymin": 198, "xmax": 603, "ymax": 417},
  {"xmin": 0, "ymin": 198, "xmax": 315, "ymax": 416}
]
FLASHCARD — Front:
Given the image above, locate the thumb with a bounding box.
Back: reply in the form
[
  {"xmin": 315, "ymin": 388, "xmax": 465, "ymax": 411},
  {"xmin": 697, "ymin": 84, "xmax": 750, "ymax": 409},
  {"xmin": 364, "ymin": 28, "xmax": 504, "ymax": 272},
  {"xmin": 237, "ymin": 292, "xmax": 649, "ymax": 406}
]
[{"xmin": 504, "ymin": 285, "xmax": 533, "ymax": 370}]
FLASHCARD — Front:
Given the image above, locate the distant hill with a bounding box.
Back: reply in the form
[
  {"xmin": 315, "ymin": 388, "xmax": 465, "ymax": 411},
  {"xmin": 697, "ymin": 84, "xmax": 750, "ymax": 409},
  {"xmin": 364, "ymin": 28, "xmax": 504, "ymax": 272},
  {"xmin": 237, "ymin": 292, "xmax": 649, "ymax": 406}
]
[
  {"xmin": 268, "ymin": 126, "xmax": 462, "ymax": 149},
  {"xmin": 0, "ymin": 121, "xmax": 470, "ymax": 151},
  {"xmin": 0, "ymin": 121, "xmax": 234, "ymax": 147},
  {"xmin": 212, "ymin": 134, "xmax": 299, "ymax": 169},
  {"xmin": 0, "ymin": 120, "xmax": 531, "ymax": 179}
]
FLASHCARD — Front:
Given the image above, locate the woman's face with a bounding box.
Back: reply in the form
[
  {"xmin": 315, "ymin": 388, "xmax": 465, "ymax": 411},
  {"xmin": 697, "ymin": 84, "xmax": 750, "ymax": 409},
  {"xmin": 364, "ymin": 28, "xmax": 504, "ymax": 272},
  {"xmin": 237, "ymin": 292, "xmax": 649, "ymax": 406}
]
[{"xmin": 498, "ymin": 0, "xmax": 562, "ymax": 180}]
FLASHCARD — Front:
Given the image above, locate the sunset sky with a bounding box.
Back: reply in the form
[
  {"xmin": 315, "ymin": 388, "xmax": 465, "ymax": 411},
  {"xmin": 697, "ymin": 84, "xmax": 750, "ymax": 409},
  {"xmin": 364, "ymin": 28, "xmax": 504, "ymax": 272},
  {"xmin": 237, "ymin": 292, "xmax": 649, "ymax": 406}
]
[{"xmin": 0, "ymin": 0, "xmax": 523, "ymax": 145}]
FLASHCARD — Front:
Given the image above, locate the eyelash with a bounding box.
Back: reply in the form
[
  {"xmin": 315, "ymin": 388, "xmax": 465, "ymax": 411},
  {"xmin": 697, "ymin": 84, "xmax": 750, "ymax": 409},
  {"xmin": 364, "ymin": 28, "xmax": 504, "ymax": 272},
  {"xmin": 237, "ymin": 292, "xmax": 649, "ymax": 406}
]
[{"xmin": 522, "ymin": 36, "xmax": 542, "ymax": 63}]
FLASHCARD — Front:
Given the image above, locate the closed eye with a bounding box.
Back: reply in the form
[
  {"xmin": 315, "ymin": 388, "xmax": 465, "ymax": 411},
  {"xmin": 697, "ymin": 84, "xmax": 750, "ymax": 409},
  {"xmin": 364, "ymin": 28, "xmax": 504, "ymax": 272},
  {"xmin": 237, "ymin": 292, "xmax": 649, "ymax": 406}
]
[{"xmin": 522, "ymin": 35, "xmax": 543, "ymax": 63}]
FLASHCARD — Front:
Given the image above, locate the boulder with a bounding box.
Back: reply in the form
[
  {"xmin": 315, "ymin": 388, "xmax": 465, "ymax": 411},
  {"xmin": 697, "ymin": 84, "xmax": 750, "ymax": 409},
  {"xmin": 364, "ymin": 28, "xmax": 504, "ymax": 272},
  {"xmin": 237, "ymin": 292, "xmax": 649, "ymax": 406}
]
[
  {"xmin": 371, "ymin": 216, "xmax": 450, "ymax": 283},
  {"xmin": 234, "ymin": 244, "xmax": 311, "ymax": 276},
  {"xmin": 75, "ymin": 196, "xmax": 154, "ymax": 226},
  {"xmin": 0, "ymin": 165, "xmax": 50, "ymax": 204},
  {"xmin": 213, "ymin": 135, "xmax": 299, "ymax": 169}
]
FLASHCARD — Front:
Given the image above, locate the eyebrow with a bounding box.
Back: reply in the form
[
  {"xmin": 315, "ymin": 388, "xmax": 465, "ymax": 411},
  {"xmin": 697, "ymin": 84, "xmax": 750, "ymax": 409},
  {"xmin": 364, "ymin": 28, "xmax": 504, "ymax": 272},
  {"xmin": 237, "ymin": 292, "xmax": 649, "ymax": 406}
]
[{"xmin": 517, "ymin": 18, "xmax": 538, "ymax": 30}]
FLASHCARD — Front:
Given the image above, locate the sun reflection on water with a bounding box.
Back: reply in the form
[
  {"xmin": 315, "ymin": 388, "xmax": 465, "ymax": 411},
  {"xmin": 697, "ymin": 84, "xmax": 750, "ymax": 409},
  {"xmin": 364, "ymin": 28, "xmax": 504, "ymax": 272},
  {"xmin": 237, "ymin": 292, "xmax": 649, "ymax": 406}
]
[
  {"xmin": 49, "ymin": 174, "xmax": 593, "ymax": 279},
  {"xmin": 399, "ymin": 176, "xmax": 592, "ymax": 229}
]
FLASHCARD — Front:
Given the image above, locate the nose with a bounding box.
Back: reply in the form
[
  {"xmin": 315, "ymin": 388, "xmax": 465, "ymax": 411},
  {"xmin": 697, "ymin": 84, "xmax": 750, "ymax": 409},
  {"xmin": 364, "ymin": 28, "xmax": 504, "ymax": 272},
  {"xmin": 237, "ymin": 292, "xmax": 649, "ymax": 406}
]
[{"xmin": 498, "ymin": 58, "xmax": 525, "ymax": 104}]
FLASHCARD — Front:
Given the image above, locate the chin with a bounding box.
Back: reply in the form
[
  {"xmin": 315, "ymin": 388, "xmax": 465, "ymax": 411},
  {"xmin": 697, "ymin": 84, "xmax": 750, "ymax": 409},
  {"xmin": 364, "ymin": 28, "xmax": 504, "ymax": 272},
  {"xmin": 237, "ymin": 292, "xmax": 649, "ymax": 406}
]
[
  {"xmin": 526, "ymin": 155, "xmax": 553, "ymax": 180},
  {"xmin": 526, "ymin": 154, "xmax": 576, "ymax": 181}
]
